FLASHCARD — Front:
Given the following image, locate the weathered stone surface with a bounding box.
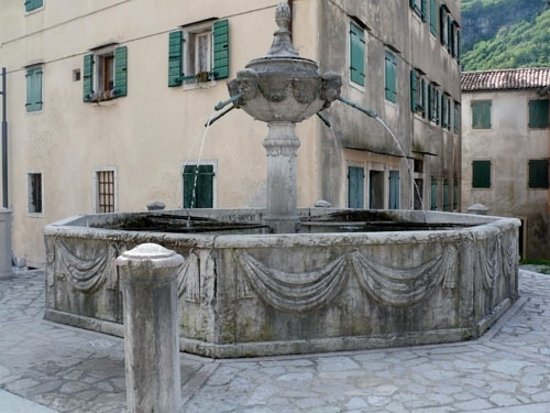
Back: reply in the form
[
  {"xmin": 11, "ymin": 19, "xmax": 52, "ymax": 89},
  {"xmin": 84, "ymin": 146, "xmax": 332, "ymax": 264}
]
[{"xmin": 44, "ymin": 209, "xmax": 520, "ymax": 358}]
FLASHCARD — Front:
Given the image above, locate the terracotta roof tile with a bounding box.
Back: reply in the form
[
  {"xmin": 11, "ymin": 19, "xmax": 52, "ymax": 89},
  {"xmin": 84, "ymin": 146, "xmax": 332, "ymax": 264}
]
[{"xmin": 461, "ymin": 67, "xmax": 550, "ymax": 92}]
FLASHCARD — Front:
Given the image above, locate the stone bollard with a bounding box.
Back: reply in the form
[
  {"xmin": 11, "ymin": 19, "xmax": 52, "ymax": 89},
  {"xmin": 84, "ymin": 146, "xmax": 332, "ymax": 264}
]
[
  {"xmin": 0, "ymin": 208, "xmax": 14, "ymax": 280},
  {"xmin": 116, "ymin": 243, "xmax": 183, "ymax": 413}
]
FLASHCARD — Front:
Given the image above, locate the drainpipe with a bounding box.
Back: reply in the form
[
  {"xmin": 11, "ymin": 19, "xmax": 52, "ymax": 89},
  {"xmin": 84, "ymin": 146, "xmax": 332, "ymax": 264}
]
[{"xmin": 1, "ymin": 67, "xmax": 7, "ymax": 208}]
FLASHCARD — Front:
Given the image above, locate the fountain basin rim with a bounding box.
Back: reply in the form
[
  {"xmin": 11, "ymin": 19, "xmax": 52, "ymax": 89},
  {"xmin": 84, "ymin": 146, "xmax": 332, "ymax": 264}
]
[{"xmin": 45, "ymin": 209, "xmax": 521, "ymax": 250}]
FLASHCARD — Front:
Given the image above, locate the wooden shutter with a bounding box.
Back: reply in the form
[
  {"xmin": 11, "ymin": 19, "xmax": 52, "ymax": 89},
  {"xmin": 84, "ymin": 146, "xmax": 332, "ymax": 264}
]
[
  {"xmin": 34, "ymin": 67, "xmax": 43, "ymax": 111},
  {"xmin": 184, "ymin": 165, "xmax": 215, "ymax": 208},
  {"xmin": 348, "ymin": 166, "xmax": 365, "ymax": 208},
  {"xmin": 168, "ymin": 31, "xmax": 183, "ymax": 87},
  {"xmin": 472, "ymin": 160, "xmax": 491, "ymax": 188},
  {"xmin": 528, "ymin": 99, "xmax": 550, "ymax": 129},
  {"xmin": 385, "ymin": 51, "xmax": 397, "ymax": 103},
  {"xmin": 410, "ymin": 70, "xmax": 418, "ymax": 111},
  {"xmin": 114, "ymin": 46, "xmax": 128, "ymax": 97},
  {"xmin": 349, "ymin": 22, "xmax": 365, "ymax": 86},
  {"xmin": 430, "ymin": 0, "xmax": 438, "ymax": 35},
  {"xmin": 421, "ymin": 0, "xmax": 427, "ymax": 21},
  {"xmin": 389, "ymin": 171, "xmax": 400, "ymax": 209},
  {"xmin": 472, "ymin": 100, "xmax": 491, "ymax": 129},
  {"xmin": 83, "ymin": 54, "xmax": 94, "ymax": 102},
  {"xmin": 443, "ymin": 180, "xmax": 450, "ymax": 211},
  {"xmin": 528, "ymin": 160, "xmax": 549, "ymax": 189},
  {"xmin": 213, "ymin": 19, "xmax": 229, "ymax": 80}
]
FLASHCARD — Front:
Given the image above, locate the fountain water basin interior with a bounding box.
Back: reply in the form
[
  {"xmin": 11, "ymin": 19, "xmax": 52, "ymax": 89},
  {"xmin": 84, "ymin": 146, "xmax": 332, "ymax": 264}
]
[{"xmin": 44, "ymin": 209, "xmax": 519, "ymax": 358}]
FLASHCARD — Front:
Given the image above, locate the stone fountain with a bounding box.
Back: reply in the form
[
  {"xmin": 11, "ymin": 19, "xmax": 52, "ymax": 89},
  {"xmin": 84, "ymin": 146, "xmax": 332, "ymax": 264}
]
[{"xmin": 43, "ymin": 2, "xmax": 520, "ymax": 358}]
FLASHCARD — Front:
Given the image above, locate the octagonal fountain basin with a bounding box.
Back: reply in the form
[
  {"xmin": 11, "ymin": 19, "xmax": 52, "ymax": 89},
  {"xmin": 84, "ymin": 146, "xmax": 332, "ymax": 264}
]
[{"xmin": 44, "ymin": 209, "xmax": 519, "ymax": 358}]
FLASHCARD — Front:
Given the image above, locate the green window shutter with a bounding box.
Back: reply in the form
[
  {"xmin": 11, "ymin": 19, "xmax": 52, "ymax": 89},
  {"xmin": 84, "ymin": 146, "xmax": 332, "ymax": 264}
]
[
  {"xmin": 422, "ymin": 78, "xmax": 427, "ymax": 117},
  {"xmin": 34, "ymin": 68, "xmax": 43, "ymax": 111},
  {"xmin": 183, "ymin": 165, "xmax": 215, "ymax": 208},
  {"xmin": 528, "ymin": 99, "xmax": 549, "ymax": 129},
  {"xmin": 427, "ymin": 83, "xmax": 432, "ymax": 120},
  {"xmin": 83, "ymin": 54, "xmax": 94, "ymax": 102},
  {"xmin": 443, "ymin": 180, "xmax": 450, "ymax": 211},
  {"xmin": 472, "ymin": 160, "xmax": 491, "ymax": 188},
  {"xmin": 410, "ymin": 70, "xmax": 418, "ymax": 111},
  {"xmin": 168, "ymin": 31, "xmax": 183, "ymax": 87},
  {"xmin": 349, "ymin": 22, "xmax": 365, "ymax": 86},
  {"xmin": 114, "ymin": 46, "xmax": 128, "ymax": 97},
  {"xmin": 385, "ymin": 51, "xmax": 397, "ymax": 103},
  {"xmin": 430, "ymin": 177, "xmax": 438, "ymax": 210},
  {"xmin": 421, "ymin": 0, "xmax": 427, "ymax": 21},
  {"xmin": 456, "ymin": 29, "xmax": 461, "ymax": 62},
  {"xmin": 25, "ymin": 67, "xmax": 42, "ymax": 112},
  {"xmin": 440, "ymin": 93, "xmax": 446, "ymax": 128},
  {"xmin": 528, "ymin": 160, "xmax": 549, "ymax": 189},
  {"xmin": 430, "ymin": 0, "xmax": 438, "ymax": 35},
  {"xmin": 472, "ymin": 100, "xmax": 491, "ymax": 129},
  {"xmin": 439, "ymin": 6, "xmax": 446, "ymax": 45},
  {"xmin": 348, "ymin": 166, "xmax": 365, "ymax": 208},
  {"xmin": 389, "ymin": 171, "xmax": 400, "ymax": 209},
  {"xmin": 213, "ymin": 19, "xmax": 229, "ymax": 80},
  {"xmin": 25, "ymin": 0, "xmax": 42, "ymax": 12}
]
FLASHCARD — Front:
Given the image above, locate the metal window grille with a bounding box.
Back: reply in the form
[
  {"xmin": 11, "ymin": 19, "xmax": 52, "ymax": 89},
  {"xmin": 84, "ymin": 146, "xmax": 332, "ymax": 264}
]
[{"xmin": 96, "ymin": 170, "xmax": 115, "ymax": 213}]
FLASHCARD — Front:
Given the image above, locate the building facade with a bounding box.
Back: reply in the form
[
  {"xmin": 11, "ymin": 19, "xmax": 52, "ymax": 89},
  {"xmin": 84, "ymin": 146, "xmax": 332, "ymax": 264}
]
[
  {"xmin": 0, "ymin": 0, "xmax": 461, "ymax": 267},
  {"xmin": 462, "ymin": 68, "xmax": 550, "ymax": 259}
]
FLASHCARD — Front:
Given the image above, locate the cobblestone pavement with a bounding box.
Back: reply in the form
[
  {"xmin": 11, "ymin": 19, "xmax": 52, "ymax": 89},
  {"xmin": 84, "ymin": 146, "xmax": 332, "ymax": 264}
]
[{"xmin": 0, "ymin": 269, "xmax": 549, "ymax": 413}]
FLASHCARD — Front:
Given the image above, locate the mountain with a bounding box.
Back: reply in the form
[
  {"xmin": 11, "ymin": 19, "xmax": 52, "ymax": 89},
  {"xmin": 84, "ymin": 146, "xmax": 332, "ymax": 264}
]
[{"xmin": 461, "ymin": 0, "xmax": 550, "ymax": 71}]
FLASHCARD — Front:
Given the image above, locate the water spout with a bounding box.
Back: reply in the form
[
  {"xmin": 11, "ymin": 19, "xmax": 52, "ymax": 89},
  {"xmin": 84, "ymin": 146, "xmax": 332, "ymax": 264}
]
[
  {"xmin": 338, "ymin": 96, "xmax": 377, "ymax": 118},
  {"xmin": 316, "ymin": 112, "xmax": 331, "ymax": 128},
  {"xmin": 204, "ymin": 104, "xmax": 236, "ymax": 127},
  {"xmin": 215, "ymin": 93, "xmax": 242, "ymax": 111}
]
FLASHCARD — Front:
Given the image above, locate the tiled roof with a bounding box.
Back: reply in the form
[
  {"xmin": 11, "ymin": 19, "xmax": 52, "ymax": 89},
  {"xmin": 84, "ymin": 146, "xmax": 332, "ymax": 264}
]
[{"xmin": 461, "ymin": 67, "xmax": 550, "ymax": 92}]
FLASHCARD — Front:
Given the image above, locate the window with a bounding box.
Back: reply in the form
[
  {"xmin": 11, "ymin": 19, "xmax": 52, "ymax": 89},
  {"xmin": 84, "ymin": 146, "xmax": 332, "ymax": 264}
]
[
  {"xmin": 471, "ymin": 100, "xmax": 491, "ymax": 129},
  {"xmin": 349, "ymin": 21, "xmax": 365, "ymax": 87},
  {"xmin": 453, "ymin": 101, "xmax": 461, "ymax": 134},
  {"xmin": 168, "ymin": 19, "xmax": 229, "ymax": 87},
  {"xmin": 385, "ymin": 50, "xmax": 397, "ymax": 103},
  {"xmin": 528, "ymin": 160, "xmax": 549, "ymax": 189},
  {"xmin": 183, "ymin": 164, "xmax": 215, "ymax": 208},
  {"xmin": 348, "ymin": 166, "xmax": 365, "ymax": 208},
  {"xmin": 443, "ymin": 179, "xmax": 450, "ymax": 211},
  {"xmin": 388, "ymin": 170, "xmax": 400, "ymax": 209},
  {"xmin": 451, "ymin": 21, "xmax": 460, "ymax": 60},
  {"xmin": 27, "ymin": 173, "xmax": 42, "ymax": 214},
  {"xmin": 453, "ymin": 179, "xmax": 459, "ymax": 210},
  {"xmin": 410, "ymin": 69, "xmax": 426, "ymax": 116},
  {"xmin": 369, "ymin": 170, "xmax": 385, "ymax": 209},
  {"xmin": 95, "ymin": 170, "xmax": 116, "ymax": 213},
  {"xmin": 430, "ymin": 177, "xmax": 438, "ymax": 210},
  {"xmin": 25, "ymin": 0, "xmax": 43, "ymax": 12},
  {"xmin": 428, "ymin": 83, "xmax": 440, "ymax": 124},
  {"xmin": 430, "ymin": 0, "xmax": 438, "ymax": 35},
  {"xmin": 441, "ymin": 93, "xmax": 451, "ymax": 130},
  {"xmin": 528, "ymin": 99, "xmax": 549, "ymax": 129},
  {"xmin": 472, "ymin": 160, "xmax": 491, "ymax": 188},
  {"xmin": 439, "ymin": 5, "xmax": 450, "ymax": 48},
  {"xmin": 414, "ymin": 179, "xmax": 424, "ymax": 210},
  {"xmin": 83, "ymin": 46, "xmax": 127, "ymax": 102},
  {"xmin": 410, "ymin": 0, "xmax": 427, "ymax": 21},
  {"xmin": 25, "ymin": 66, "xmax": 43, "ymax": 112}
]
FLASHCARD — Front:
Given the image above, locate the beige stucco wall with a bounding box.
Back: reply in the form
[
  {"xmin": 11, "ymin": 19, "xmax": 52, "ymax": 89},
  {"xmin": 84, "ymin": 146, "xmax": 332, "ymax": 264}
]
[
  {"xmin": 461, "ymin": 89, "xmax": 550, "ymax": 259},
  {"xmin": 0, "ymin": 0, "xmax": 462, "ymax": 267}
]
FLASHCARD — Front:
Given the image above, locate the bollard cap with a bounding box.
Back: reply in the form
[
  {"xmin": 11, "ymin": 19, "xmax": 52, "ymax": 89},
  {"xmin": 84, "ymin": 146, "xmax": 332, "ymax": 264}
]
[{"xmin": 116, "ymin": 243, "xmax": 184, "ymax": 269}]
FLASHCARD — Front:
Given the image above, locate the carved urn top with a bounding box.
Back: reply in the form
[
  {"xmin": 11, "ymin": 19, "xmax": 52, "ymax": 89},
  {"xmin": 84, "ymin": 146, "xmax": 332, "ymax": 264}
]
[{"xmin": 227, "ymin": 0, "xmax": 342, "ymax": 123}]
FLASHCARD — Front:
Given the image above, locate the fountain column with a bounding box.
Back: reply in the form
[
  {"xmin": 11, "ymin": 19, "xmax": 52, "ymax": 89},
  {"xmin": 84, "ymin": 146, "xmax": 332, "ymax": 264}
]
[{"xmin": 263, "ymin": 121, "xmax": 301, "ymax": 233}]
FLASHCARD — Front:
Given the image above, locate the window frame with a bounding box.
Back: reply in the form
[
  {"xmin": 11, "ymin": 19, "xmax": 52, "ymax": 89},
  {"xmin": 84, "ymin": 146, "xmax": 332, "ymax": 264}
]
[
  {"xmin": 93, "ymin": 167, "xmax": 118, "ymax": 213},
  {"xmin": 27, "ymin": 171, "xmax": 43, "ymax": 216},
  {"xmin": 83, "ymin": 45, "xmax": 127, "ymax": 102},
  {"xmin": 388, "ymin": 170, "xmax": 400, "ymax": 210},
  {"xmin": 348, "ymin": 164, "xmax": 365, "ymax": 208},
  {"xmin": 183, "ymin": 22, "xmax": 214, "ymax": 81}
]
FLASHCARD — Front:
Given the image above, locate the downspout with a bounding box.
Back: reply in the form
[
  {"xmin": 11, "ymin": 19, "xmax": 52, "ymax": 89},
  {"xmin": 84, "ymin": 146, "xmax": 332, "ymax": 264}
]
[{"xmin": 1, "ymin": 67, "xmax": 7, "ymax": 208}]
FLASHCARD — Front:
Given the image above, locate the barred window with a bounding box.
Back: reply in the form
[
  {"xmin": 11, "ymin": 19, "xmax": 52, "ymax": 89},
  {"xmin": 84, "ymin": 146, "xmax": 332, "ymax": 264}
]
[{"xmin": 96, "ymin": 170, "xmax": 116, "ymax": 213}]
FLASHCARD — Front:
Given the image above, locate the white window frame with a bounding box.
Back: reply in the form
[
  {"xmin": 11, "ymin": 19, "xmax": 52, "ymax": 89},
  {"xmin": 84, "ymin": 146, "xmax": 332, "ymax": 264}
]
[
  {"xmin": 183, "ymin": 22, "xmax": 213, "ymax": 79},
  {"xmin": 93, "ymin": 167, "xmax": 118, "ymax": 213},
  {"xmin": 91, "ymin": 46, "xmax": 116, "ymax": 99},
  {"xmin": 27, "ymin": 170, "xmax": 44, "ymax": 217}
]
